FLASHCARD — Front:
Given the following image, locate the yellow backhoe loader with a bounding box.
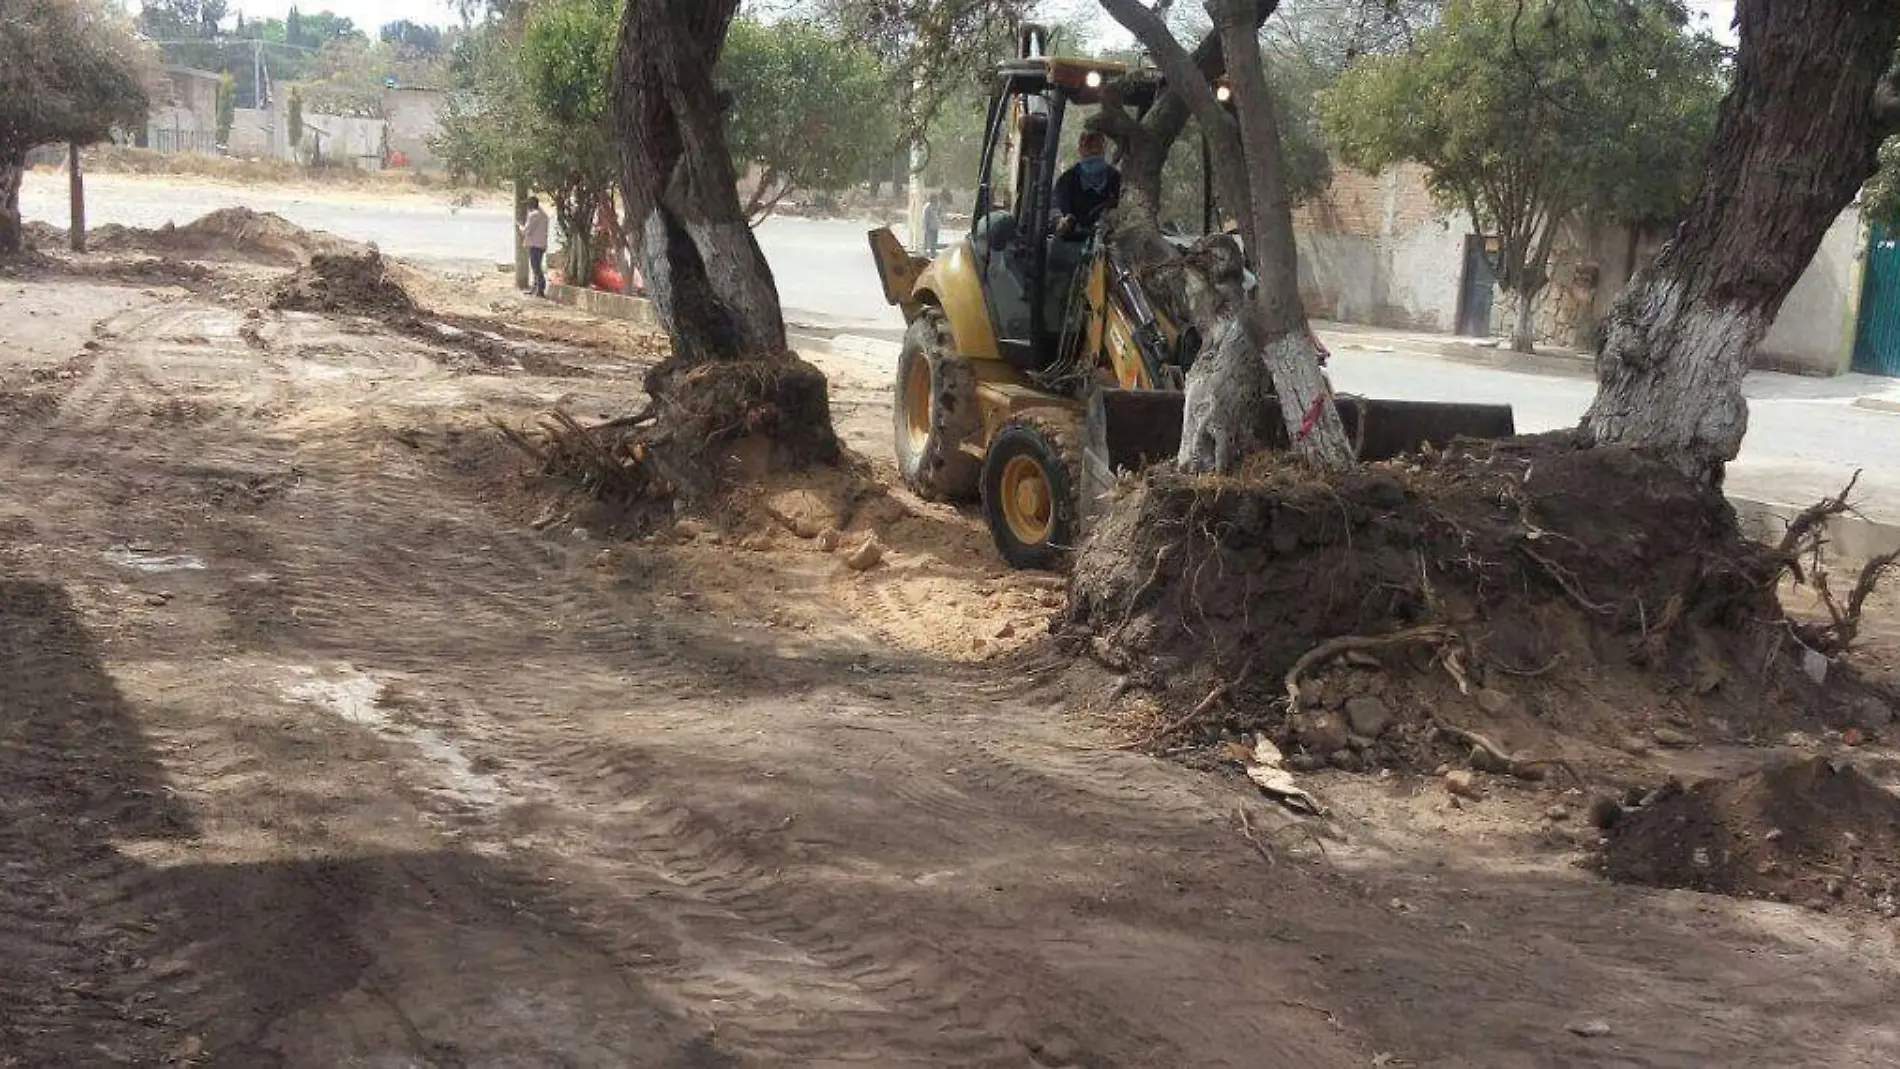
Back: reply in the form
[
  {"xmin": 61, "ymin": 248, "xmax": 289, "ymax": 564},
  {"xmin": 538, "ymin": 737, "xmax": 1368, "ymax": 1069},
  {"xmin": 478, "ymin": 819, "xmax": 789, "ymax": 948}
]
[{"xmin": 869, "ymin": 27, "xmax": 1515, "ymax": 570}]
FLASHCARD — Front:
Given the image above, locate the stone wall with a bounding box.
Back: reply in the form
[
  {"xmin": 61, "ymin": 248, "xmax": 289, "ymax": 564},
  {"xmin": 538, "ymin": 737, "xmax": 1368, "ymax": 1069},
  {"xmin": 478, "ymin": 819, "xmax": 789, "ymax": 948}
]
[
  {"xmin": 1293, "ymin": 162, "xmax": 1866, "ymax": 373},
  {"xmin": 1293, "ymin": 162, "xmax": 1468, "ymax": 333},
  {"xmin": 380, "ymin": 88, "xmax": 445, "ymax": 172}
]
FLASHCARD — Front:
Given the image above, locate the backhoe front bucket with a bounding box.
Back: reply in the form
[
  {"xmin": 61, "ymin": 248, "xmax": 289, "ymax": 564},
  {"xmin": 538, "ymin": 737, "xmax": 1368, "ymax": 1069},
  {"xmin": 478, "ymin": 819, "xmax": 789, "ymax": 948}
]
[{"xmin": 1083, "ymin": 387, "xmax": 1517, "ymax": 489}]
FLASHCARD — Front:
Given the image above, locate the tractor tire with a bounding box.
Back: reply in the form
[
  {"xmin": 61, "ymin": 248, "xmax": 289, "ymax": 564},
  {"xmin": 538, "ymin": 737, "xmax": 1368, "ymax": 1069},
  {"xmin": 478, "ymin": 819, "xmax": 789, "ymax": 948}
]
[
  {"xmin": 893, "ymin": 309, "xmax": 981, "ymax": 501},
  {"xmin": 980, "ymin": 413, "xmax": 1081, "ymax": 572}
]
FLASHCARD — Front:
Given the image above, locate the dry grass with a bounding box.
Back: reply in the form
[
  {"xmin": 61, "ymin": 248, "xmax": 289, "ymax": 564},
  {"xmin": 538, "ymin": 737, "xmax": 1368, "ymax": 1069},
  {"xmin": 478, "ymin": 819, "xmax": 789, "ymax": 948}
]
[{"xmin": 36, "ymin": 145, "xmax": 501, "ymax": 203}]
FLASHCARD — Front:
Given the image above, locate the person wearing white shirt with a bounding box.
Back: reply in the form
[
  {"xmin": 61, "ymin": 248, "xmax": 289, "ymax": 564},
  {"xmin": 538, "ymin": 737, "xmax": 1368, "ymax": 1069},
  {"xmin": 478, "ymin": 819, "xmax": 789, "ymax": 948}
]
[{"xmin": 518, "ymin": 197, "xmax": 551, "ymax": 297}]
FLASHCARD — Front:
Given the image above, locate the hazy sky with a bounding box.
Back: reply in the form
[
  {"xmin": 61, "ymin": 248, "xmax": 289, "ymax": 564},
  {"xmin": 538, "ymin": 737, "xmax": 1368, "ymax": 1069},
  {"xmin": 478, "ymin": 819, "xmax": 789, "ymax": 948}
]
[{"xmin": 163, "ymin": 0, "xmax": 1740, "ymax": 43}]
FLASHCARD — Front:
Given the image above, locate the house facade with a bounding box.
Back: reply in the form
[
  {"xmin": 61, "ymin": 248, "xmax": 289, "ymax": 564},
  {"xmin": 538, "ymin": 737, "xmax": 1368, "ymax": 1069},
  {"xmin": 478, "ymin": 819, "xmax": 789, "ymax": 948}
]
[{"xmin": 144, "ymin": 65, "xmax": 222, "ymax": 155}]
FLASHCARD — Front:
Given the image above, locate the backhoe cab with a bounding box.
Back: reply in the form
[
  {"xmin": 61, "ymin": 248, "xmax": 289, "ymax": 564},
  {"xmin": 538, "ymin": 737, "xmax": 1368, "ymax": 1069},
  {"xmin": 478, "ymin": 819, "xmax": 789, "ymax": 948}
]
[{"xmin": 868, "ymin": 25, "xmax": 1515, "ymax": 571}]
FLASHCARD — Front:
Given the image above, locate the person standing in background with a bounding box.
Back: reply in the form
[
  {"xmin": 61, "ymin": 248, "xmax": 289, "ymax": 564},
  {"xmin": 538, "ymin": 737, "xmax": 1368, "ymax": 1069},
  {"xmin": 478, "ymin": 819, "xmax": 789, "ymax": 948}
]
[
  {"xmin": 921, "ymin": 192, "xmax": 941, "ymax": 256},
  {"xmin": 519, "ymin": 197, "xmax": 550, "ymax": 297}
]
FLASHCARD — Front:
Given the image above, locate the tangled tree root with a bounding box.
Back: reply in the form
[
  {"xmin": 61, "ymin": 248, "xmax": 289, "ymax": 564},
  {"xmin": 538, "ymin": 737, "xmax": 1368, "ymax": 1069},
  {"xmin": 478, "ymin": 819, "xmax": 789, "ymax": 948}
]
[
  {"xmin": 1064, "ymin": 432, "xmax": 1876, "ymax": 775},
  {"xmin": 495, "ymin": 352, "xmax": 840, "ymax": 508}
]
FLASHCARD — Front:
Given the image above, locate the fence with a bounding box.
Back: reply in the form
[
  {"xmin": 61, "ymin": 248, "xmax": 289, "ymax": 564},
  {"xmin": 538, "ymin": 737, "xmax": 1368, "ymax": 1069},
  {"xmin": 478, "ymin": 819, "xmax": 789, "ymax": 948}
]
[{"xmin": 144, "ymin": 125, "xmax": 219, "ymax": 156}]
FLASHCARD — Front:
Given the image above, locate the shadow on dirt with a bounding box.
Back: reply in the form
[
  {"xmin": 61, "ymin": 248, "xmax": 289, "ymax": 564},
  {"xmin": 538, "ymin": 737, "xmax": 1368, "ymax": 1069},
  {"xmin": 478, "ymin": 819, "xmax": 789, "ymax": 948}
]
[{"xmin": 0, "ymin": 579, "xmax": 742, "ymax": 1067}]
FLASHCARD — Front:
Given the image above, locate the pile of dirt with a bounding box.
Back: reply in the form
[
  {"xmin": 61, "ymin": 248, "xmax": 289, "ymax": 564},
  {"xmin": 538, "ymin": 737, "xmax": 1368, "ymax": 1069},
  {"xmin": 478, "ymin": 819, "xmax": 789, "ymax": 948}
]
[
  {"xmin": 89, "ymin": 208, "xmax": 357, "ymax": 266},
  {"xmin": 22, "ymin": 221, "xmax": 65, "ymax": 249},
  {"xmin": 1599, "ymin": 757, "xmax": 1900, "ymax": 913},
  {"xmin": 1065, "ymin": 433, "xmax": 1819, "ymax": 772},
  {"xmin": 268, "ymin": 249, "xmax": 417, "ymax": 317}
]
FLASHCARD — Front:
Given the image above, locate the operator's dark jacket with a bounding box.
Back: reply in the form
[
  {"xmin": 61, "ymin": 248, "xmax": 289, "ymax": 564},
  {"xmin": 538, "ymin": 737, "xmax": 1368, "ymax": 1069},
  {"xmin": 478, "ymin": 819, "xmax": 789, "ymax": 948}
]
[{"xmin": 1053, "ymin": 162, "xmax": 1122, "ymax": 233}]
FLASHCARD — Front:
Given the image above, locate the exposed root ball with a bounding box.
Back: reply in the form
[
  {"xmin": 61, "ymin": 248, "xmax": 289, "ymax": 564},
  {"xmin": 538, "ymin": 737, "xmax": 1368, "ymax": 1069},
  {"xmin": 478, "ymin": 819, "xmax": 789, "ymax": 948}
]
[
  {"xmin": 1064, "ymin": 433, "xmax": 1793, "ymax": 760},
  {"xmin": 500, "ymin": 354, "xmax": 841, "ymax": 507}
]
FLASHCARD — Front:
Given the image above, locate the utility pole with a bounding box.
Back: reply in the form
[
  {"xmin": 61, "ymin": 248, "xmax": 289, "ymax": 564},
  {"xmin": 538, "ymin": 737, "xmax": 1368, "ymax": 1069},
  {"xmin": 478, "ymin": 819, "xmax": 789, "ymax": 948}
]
[{"xmin": 68, "ymin": 143, "xmax": 85, "ymax": 253}]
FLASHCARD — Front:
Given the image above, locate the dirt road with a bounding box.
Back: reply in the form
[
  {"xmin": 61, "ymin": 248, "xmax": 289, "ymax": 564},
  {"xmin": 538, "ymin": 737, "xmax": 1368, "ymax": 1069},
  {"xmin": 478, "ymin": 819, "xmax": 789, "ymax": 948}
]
[{"xmin": 1, "ymin": 255, "xmax": 1897, "ymax": 1067}]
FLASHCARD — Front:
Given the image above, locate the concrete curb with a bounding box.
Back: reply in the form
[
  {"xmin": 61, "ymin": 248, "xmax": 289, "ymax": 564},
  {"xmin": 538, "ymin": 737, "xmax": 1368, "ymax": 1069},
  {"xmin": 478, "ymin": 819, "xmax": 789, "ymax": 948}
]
[
  {"xmin": 1729, "ymin": 495, "xmax": 1900, "ymax": 567},
  {"xmin": 546, "ymin": 283, "xmax": 660, "ymax": 330},
  {"xmin": 545, "ymin": 284, "xmax": 894, "ymax": 364}
]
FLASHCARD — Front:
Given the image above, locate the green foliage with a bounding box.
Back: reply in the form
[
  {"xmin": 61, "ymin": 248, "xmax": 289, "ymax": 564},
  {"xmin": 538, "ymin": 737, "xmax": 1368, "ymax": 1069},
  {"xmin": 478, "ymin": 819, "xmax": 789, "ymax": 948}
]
[
  {"xmin": 1865, "ymin": 137, "xmax": 1900, "ymax": 232},
  {"xmin": 1323, "ymin": 0, "xmax": 1725, "ymax": 298},
  {"xmin": 814, "ymin": 0, "xmax": 1032, "ymax": 140},
  {"xmin": 719, "ymin": 17, "xmax": 900, "ymax": 211},
  {"xmin": 216, "ymin": 70, "xmax": 236, "ymax": 143},
  {"xmin": 381, "ymin": 20, "xmax": 446, "ymax": 57},
  {"xmin": 438, "ymin": 0, "xmax": 620, "ymax": 277},
  {"xmin": 287, "ymin": 87, "xmax": 304, "ymax": 149},
  {"xmin": 0, "ymin": 0, "xmax": 152, "ymax": 157}
]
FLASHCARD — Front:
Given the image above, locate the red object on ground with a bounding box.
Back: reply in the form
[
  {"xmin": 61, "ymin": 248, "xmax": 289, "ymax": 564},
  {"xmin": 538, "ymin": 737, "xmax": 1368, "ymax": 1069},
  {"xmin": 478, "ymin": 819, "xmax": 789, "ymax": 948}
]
[{"xmin": 592, "ymin": 260, "xmax": 624, "ymax": 293}]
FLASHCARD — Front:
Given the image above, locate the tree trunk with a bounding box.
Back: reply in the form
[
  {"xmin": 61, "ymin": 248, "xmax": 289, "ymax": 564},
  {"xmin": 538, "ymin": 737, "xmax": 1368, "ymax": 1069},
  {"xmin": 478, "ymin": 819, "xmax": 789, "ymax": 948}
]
[
  {"xmin": 1210, "ymin": 0, "xmax": 1354, "ymax": 471},
  {"xmin": 513, "ymin": 179, "xmax": 529, "ymax": 292},
  {"xmin": 614, "ymin": 0, "xmax": 788, "ymax": 365},
  {"xmin": 1510, "ymin": 287, "xmax": 1537, "ymax": 354},
  {"xmin": 0, "ymin": 149, "xmax": 24, "ymax": 256},
  {"xmin": 608, "ymin": 0, "xmax": 836, "ymax": 486},
  {"xmin": 68, "ymin": 144, "xmax": 85, "ymax": 254},
  {"xmin": 1584, "ymin": 0, "xmax": 1900, "ymax": 484},
  {"xmin": 556, "ymin": 186, "xmax": 592, "ymax": 289}
]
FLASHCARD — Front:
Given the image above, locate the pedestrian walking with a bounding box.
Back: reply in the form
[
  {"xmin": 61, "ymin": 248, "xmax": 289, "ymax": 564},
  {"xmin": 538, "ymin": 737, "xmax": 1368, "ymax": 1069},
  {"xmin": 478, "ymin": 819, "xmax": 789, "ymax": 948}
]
[{"xmin": 519, "ymin": 197, "xmax": 550, "ymax": 297}]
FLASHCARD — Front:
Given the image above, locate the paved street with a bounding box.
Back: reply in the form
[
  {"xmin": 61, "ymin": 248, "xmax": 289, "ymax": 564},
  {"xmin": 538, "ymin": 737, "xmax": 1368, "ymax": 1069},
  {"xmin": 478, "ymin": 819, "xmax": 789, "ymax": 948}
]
[
  {"xmin": 23, "ymin": 170, "xmax": 1900, "ymax": 520},
  {"xmin": 20, "ymin": 171, "xmax": 909, "ymax": 335}
]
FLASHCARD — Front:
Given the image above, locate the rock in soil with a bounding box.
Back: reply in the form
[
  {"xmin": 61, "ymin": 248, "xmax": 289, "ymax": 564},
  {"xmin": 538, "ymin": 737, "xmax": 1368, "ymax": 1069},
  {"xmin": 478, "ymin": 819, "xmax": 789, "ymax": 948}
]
[
  {"xmin": 1600, "ymin": 757, "xmax": 1900, "ymax": 912},
  {"xmin": 1345, "ymin": 695, "xmax": 1392, "ymax": 738},
  {"xmin": 844, "ymin": 537, "xmax": 885, "ymax": 571},
  {"xmin": 1566, "ymin": 1019, "xmax": 1613, "ymax": 1038},
  {"xmin": 1445, "ymin": 770, "xmax": 1481, "ymax": 800},
  {"xmin": 1299, "ymin": 712, "xmax": 1350, "ymax": 755},
  {"xmin": 1651, "ymin": 727, "xmax": 1697, "ymax": 749}
]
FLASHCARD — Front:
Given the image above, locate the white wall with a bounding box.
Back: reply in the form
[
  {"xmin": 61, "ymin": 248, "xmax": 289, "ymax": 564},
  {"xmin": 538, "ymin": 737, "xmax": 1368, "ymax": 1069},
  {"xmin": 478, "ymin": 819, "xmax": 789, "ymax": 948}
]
[{"xmin": 1758, "ymin": 209, "xmax": 1863, "ymax": 375}]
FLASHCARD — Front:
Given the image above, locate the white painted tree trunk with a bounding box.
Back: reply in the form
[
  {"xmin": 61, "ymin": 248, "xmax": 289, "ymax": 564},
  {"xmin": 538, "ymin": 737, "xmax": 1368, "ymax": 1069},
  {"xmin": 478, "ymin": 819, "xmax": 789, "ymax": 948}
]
[
  {"xmin": 1584, "ymin": 277, "xmax": 1760, "ymax": 484},
  {"xmin": 1583, "ymin": 0, "xmax": 1900, "ymax": 485},
  {"xmin": 1511, "ymin": 289, "xmax": 1538, "ymax": 354},
  {"xmin": 1180, "ymin": 313, "xmax": 1275, "ymax": 472}
]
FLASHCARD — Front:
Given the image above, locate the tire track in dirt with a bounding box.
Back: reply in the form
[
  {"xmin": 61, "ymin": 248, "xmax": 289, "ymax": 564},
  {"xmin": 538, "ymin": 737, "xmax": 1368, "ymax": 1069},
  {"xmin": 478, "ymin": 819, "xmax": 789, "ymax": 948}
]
[{"xmin": 14, "ymin": 301, "xmax": 1113, "ymax": 1063}]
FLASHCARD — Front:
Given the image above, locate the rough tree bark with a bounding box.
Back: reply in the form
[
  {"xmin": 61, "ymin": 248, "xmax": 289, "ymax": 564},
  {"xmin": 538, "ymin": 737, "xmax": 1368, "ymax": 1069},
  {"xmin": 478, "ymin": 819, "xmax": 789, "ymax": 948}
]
[
  {"xmin": 1584, "ymin": 0, "xmax": 1900, "ymax": 484},
  {"xmin": 1211, "ymin": 0, "xmax": 1353, "ymax": 471},
  {"xmin": 1511, "ymin": 287, "xmax": 1538, "ymax": 354},
  {"xmin": 0, "ymin": 149, "xmax": 25, "ymax": 256},
  {"xmin": 1098, "ymin": 0, "xmax": 1352, "ymax": 472},
  {"xmin": 609, "ymin": 0, "xmax": 837, "ymax": 486}
]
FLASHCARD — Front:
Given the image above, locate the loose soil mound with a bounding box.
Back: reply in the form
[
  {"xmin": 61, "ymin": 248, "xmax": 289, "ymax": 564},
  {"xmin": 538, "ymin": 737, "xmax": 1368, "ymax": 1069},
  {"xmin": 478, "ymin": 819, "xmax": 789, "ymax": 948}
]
[
  {"xmin": 269, "ymin": 249, "xmax": 417, "ymax": 317},
  {"xmin": 1065, "ymin": 433, "xmax": 1818, "ymax": 772},
  {"xmin": 1600, "ymin": 757, "xmax": 1900, "ymax": 912},
  {"xmin": 88, "ymin": 207, "xmax": 358, "ymax": 266}
]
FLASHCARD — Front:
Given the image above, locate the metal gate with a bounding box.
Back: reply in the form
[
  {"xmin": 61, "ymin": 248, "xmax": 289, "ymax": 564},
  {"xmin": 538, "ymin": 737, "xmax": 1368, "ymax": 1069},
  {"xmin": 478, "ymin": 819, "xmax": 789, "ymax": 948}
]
[
  {"xmin": 1456, "ymin": 234, "xmax": 1498, "ymax": 337},
  {"xmin": 1853, "ymin": 225, "xmax": 1900, "ymax": 377}
]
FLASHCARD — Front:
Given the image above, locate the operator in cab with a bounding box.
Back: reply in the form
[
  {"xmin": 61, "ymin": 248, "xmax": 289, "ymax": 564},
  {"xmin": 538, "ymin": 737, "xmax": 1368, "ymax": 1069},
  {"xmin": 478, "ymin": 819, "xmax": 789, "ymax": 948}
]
[{"xmin": 1053, "ymin": 130, "xmax": 1121, "ymax": 240}]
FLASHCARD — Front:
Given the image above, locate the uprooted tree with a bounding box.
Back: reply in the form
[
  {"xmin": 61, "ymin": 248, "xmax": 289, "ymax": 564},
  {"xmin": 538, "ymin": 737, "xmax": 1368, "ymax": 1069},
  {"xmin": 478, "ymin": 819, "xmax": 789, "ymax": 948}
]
[
  {"xmin": 1065, "ymin": 0, "xmax": 1900, "ymax": 758},
  {"xmin": 1095, "ymin": 0, "xmax": 1358, "ymax": 471},
  {"xmin": 0, "ymin": 0, "xmax": 151, "ymax": 255},
  {"xmin": 1586, "ymin": 0, "xmax": 1900, "ymax": 485},
  {"xmin": 605, "ymin": 0, "xmax": 838, "ymax": 494},
  {"xmin": 1323, "ymin": 0, "xmax": 1725, "ymax": 354}
]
